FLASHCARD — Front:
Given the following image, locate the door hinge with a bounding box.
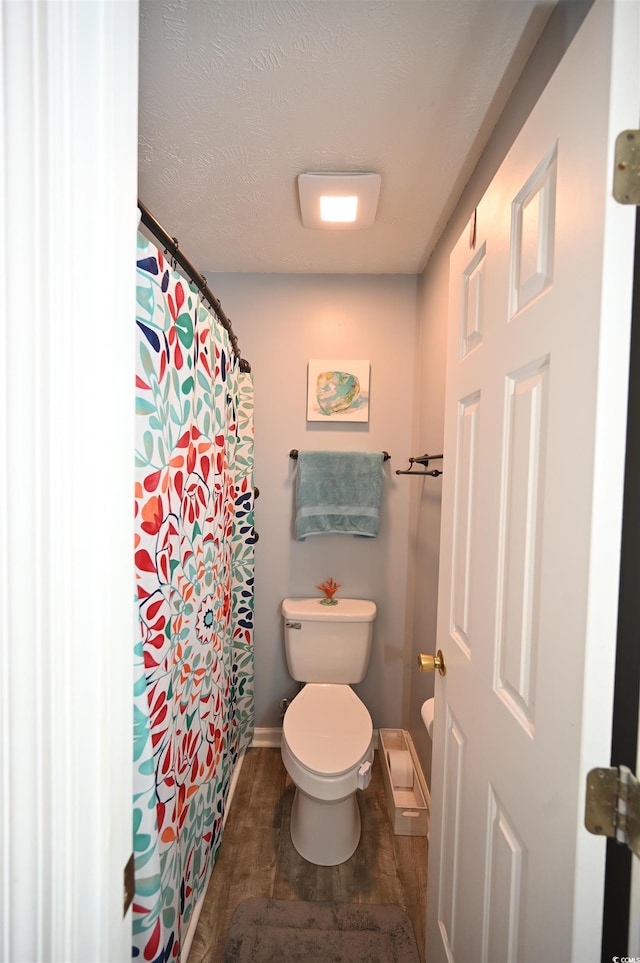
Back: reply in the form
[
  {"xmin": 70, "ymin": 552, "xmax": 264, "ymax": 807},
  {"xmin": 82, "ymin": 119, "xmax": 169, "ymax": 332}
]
[
  {"xmin": 613, "ymin": 130, "xmax": 640, "ymax": 204},
  {"xmin": 585, "ymin": 765, "xmax": 640, "ymax": 857}
]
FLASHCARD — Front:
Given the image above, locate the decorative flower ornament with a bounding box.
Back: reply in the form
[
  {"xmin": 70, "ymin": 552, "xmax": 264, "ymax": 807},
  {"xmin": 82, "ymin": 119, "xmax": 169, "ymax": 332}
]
[{"xmin": 317, "ymin": 577, "xmax": 341, "ymax": 605}]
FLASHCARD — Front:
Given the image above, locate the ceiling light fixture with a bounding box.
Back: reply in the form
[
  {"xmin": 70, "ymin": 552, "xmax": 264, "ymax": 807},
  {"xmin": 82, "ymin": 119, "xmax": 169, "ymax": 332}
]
[
  {"xmin": 320, "ymin": 195, "xmax": 358, "ymax": 223},
  {"xmin": 298, "ymin": 172, "xmax": 381, "ymax": 230}
]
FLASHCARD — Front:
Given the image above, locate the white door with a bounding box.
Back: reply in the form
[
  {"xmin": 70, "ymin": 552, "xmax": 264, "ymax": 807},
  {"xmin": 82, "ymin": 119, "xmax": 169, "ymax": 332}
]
[{"xmin": 426, "ymin": 3, "xmax": 639, "ymax": 961}]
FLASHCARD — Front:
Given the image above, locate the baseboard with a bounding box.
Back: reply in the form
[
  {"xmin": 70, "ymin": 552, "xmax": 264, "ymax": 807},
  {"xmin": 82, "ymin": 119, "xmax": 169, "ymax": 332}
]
[
  {"xmin": 251, "ymin": 727, "xmax": 282, "ymax": 748},
  {"xmin": 251, "ymin": 727, "xmax": 381, "ymax": 750}
]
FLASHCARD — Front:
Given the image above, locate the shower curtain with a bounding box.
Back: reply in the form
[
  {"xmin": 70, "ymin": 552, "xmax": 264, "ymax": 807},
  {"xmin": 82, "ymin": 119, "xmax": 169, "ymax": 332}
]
[{"xmin": 132, "ymin": 234, "xmax": 254, "ymax": 962}]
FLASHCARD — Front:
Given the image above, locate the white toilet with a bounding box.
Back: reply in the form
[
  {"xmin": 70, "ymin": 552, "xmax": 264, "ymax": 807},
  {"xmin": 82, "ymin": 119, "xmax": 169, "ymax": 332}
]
[{"xmin": 280, "ymin": 596, "xmax": 376, "ymax": 866}]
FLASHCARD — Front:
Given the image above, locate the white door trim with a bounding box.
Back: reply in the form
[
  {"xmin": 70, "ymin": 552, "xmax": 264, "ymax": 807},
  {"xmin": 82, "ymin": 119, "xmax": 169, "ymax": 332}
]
[{"xmin": 0, "ymin": 2, "xmax": 138, "ymax": 959}]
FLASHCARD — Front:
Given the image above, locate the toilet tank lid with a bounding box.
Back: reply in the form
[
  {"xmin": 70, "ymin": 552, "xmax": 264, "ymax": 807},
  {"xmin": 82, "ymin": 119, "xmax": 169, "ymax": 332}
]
[{"xmin": 282, "ymin": 598, "xmax": 376, "ymax": 622}]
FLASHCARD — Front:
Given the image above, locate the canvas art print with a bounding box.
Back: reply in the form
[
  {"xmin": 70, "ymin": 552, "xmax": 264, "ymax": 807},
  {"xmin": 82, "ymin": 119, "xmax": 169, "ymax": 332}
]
[{"xmin": 307, "ymin": 359, "xmax": 370, "ymax": 422}]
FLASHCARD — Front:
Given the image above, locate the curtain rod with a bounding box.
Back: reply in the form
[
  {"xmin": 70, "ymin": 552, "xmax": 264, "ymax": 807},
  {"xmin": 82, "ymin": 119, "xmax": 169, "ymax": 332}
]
[{"xmin": 138, "ymin": 199, "xmax": 251, "ymax": 373}]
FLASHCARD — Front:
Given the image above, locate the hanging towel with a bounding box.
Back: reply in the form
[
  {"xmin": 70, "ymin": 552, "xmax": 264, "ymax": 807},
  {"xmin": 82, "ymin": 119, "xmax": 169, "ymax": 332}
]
[{"xmin": 295, "ymin": 451, "xmax": 384, "ymax": 539}]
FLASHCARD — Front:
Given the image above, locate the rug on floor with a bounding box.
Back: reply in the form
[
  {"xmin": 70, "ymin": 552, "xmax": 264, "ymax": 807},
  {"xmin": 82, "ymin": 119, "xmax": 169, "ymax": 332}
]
[{"xmin": 221, "ymin": 898, "xmax": 421, "ymax": 963}]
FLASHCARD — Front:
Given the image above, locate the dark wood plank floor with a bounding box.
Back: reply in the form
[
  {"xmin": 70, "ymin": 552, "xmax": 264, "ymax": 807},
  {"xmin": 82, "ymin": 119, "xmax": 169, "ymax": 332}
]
[{"xmin": 187, "ymin": 747, "xmax": 428, "ymax": 963}]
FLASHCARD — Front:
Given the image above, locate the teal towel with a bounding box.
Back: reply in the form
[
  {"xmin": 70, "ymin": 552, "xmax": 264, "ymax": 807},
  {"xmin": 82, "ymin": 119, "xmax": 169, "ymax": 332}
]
[{"xmin": 295, "ymin": 451, "xmax": 384, "ymax": 539}]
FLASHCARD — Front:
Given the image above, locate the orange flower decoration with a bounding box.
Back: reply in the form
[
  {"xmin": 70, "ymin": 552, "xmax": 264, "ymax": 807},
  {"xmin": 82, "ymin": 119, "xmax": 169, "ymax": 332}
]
[{"xmin": 317, "ymin": 577, "xmax": 340, "ymax": 600}]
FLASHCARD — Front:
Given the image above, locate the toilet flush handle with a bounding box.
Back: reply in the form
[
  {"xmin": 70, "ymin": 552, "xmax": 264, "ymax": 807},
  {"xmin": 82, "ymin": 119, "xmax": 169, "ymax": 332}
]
[
  {"xmin": 357, "ymin": 761, "xmax": 372, "ymax": 790},
  {"xmin": 418, "ymin": 650, "xmax": 446, "ymax": 676}
]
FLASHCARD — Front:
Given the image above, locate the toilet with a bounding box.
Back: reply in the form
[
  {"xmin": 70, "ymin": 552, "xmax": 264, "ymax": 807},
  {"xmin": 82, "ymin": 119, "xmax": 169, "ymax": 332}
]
[{"xmin": 280, "ymin": 597, "xmax": 376, "ymax": 866}]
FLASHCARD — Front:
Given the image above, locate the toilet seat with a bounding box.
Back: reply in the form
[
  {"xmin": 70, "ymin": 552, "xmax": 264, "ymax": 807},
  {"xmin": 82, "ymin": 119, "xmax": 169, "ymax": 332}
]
[{"xmin": 282, "ymin": 683, "xmax": 372, "ymax": 777}]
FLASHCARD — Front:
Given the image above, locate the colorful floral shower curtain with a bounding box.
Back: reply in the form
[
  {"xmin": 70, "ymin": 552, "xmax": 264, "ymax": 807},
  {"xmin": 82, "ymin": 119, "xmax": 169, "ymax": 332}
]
[{"xmin": 132, "ymin": 234, "xmax": 254, "ymax": 963}]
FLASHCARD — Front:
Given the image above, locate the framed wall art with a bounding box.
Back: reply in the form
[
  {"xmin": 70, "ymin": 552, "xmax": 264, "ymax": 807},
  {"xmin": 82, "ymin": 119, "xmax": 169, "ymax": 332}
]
[{"xmin": 306, "ymin": 359, "xmax": 370, "ymax": 423}]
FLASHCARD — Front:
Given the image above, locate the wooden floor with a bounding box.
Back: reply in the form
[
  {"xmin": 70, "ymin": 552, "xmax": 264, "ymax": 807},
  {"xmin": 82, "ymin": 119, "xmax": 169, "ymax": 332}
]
[{"xmin": 187, "ymin": 747, "xmax": 428, "ymax": 963}]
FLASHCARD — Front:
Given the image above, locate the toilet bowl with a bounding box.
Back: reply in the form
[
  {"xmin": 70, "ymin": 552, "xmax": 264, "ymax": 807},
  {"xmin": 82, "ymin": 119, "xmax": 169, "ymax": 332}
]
[
  {"xmin": 421, "ymin": 697, "xmax": 435, "ymax": 739},
  {"xmin": 281, "ymin": 683, "xmax": 373, "ymax": 865}
]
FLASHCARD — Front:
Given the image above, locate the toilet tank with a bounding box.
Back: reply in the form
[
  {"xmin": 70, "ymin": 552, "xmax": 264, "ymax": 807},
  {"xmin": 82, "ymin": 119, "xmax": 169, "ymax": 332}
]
[{"xmin": 282, "ymin": 597, "xmax": 376, "ymax": 684}]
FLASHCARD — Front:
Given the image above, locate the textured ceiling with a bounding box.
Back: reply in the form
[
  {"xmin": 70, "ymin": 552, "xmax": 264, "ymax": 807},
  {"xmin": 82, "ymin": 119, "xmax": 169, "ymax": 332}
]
[{"xmin": 138, "ymin": 1, "xmax": 555, "ymax": 275}]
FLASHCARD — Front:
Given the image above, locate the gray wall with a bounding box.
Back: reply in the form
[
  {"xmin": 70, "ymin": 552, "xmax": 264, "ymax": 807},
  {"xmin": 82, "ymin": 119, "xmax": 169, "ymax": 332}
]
[{"xmin": 206, "ymin": 273, "xmax": 418, "ymax": 730}]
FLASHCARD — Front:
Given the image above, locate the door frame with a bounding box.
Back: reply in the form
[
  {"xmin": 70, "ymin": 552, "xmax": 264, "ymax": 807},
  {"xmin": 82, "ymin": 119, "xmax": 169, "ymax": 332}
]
[
  {"xmin": 602, "ymin": 208, "xmax": 640, "ymax": 961},
  {"xmin": 0, "ymin": 3, "xmax": 138, "ymax": 959}
]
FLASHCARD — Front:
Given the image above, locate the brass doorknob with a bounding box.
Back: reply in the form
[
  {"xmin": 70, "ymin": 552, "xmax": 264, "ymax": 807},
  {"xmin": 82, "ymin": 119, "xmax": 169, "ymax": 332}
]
[{"xmin": 418, "ymin": 649, "xmax": 446, "ymax": 676}]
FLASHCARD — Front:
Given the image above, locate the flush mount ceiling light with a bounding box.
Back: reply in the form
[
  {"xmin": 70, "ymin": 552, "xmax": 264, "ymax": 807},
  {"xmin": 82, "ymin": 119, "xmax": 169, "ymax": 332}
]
[{"xmin": 297, "ymin": 172, "xmax": 381, "ymax": 230}]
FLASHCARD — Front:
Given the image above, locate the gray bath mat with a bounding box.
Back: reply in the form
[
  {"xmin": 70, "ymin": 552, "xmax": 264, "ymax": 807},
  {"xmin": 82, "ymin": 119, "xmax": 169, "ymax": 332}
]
[{"xmin": 222, "ymin": 898, "xmax": 421, "ymax": 962}]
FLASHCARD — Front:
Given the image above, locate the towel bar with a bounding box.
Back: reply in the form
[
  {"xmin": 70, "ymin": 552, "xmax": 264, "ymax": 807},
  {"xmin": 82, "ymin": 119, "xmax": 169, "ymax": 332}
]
[
  {"xmin": 289, "ymin": 449, "xmax": 390, "ymax": 461},
  {"xmin": 396, "ymin": 453, "xmax": 443, "ymax": 477}
]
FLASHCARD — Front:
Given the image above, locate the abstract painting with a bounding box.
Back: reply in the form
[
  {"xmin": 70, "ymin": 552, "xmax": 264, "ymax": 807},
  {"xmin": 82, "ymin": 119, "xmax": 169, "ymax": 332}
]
[{"xmin": 307, "ymin": 359, "xmax": 370, "ymax": 423}]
